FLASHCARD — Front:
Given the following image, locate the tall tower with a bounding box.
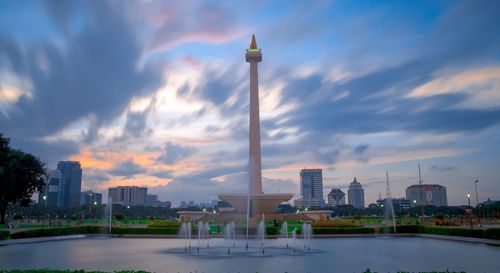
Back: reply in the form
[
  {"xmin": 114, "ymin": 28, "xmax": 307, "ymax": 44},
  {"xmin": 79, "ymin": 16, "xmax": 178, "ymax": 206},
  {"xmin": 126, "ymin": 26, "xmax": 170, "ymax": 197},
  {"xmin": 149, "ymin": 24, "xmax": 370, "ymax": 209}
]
[
  {"xmin": 217, "ymin": 35, "xmax": 292, "ymax": 214},
  {"xmin": 246, "ymin": 34, "xmax": 263, "ymax": 195}
]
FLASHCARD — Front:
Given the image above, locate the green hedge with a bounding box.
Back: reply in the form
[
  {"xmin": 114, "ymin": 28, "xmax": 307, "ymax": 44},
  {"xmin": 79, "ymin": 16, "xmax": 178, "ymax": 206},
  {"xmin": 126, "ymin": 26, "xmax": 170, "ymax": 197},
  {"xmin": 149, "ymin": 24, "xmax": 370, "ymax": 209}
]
[
  {"xmin": 420, "ymin": 226, "xmax": 484, "ymax": 238},
  {"xmin": 147, "ymin": 221, "xmax": 181, "ymax": 228},
  {"xmin": 484, "ymin": 228, "xmax": 500, "ymax": 240},
  {"xmin": 0, "ymin": 229, "xmax": 10, "ymax": 240},
  {"xmin": 234, "ymin": 226, "xmax": 279, "ymax": 235},
  {"xmin": 111, "ymin": 227, "xmax": 179, "ymax": 235},
  {"xmin": 312, "ymin": 227, "xmax": 375, "ymax": 234},
  {"xmin": 11, "ymin": 226, "xmax": 101, "ymax": 239},
  {"xmin": 379, "ymin": 225, "xmax": 419, "ymax": 234}
]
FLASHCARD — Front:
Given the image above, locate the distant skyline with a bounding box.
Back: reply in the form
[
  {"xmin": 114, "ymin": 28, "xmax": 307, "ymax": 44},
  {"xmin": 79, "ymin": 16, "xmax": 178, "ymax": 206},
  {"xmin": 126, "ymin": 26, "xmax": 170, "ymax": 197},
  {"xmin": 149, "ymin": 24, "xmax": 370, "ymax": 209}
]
[{"xmin": 1, "ymin": 1, "xmax": 499, "ymax": 206}]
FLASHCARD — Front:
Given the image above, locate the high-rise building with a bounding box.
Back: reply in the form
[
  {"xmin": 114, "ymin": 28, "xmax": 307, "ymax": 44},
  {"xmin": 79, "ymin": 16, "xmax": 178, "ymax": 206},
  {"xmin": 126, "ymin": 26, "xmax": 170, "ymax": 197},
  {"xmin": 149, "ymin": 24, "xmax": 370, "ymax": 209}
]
[
  {"xmin": 294, "ymin": 168, "xmax": 325, "ymax": 208},
  {"xmin": 348, "ymin": 177, "xmax": 365, "ymax": 209},
  {"xmin": 406, "ymin": 184, "xmax": 447, "ymax": 206},
  {"xmin": 57, "ymin": 161, "xmax": 82, "ymax": 208},
  {"xmin": 80, "ymin": 190, "xmax": 102, "ymax": 206},
  {"xmin": 327, "ymin": 188, "xmax": 345, "ymax": 207},
  {"xmin": 108, "ymin": 186, "xmax": 148, "ymax": 206},
  {"xmin": 38, "ymin": 169, "xmax": 62, "ymax": 207}
]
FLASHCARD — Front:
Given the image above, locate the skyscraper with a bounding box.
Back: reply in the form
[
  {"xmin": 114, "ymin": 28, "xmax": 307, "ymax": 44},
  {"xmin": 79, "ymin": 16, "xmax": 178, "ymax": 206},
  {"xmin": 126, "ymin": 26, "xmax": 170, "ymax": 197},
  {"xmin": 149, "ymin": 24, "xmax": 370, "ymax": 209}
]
[
  {"xmin": 294, "ymin": 168, "xmax": 325, "ymax": 208},
  {"xmin": 57, "ymin": 161, "xmax": 82, "ymax": 208},
  {"xmin": 327, "ymin": 188, "xmax": 345, "ymax": 207},
  {"xmin": 348, "ymin": 177, "xmax": 365, "ymax": 209},
  {"xmin": 80, "ymin": 190, "xmax": 102, "ymax": 206},
  {"xmin": 38, "ymin": 169, "xmax": 62, "ymax": 207},
  {"xmin": 406, "ymin": 184, "xmax": 447, "ymax": 206},
  {"xmin": 108, "ymin": 186, "xmax": 148, "ymax": 206}
]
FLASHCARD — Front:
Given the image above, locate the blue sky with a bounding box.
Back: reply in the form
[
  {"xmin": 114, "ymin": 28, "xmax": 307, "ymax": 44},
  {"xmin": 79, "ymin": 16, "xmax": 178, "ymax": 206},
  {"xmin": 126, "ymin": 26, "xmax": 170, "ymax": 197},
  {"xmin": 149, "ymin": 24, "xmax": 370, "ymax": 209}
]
[{"xmin": 1, "ymin": 0, "xmax": 499, "ymax": 206}]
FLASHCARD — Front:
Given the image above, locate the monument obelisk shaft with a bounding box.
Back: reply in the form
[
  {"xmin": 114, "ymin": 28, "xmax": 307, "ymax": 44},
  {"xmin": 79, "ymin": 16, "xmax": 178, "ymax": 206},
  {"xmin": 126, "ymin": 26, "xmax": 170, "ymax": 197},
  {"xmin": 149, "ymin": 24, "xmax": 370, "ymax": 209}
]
[{"xmin": 246, "ymin": 35, "xmax": 263, "ymax": 195}]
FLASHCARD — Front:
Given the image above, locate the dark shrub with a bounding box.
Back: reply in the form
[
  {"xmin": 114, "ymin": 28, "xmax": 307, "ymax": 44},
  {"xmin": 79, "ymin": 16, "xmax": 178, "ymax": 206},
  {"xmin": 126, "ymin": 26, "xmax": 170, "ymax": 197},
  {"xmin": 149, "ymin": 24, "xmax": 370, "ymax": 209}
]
[
  {"xmin": 379, "ymin": 225, "xmax": 419, "ymax": 234},
  {"xmin": 312, "ymin": 227, "xmax": 375, "ymax": 234},
  {"xmin": 11, "ymin": 226, "xmax": 100, "ymax": 239},
  {"xmin": 111, "ymin": 227, "xmax": 179, "ymax": 235},
  {"xmin": 147, "ymin": 221, "xmax": 181, "ymax": 228},
  {"xmin": 421, "ymin": 226, "xmax": 484, "ymax": 238},
  {"xmin": 0, "ymin": 229, "xmax": 10, "ymax": 240},
  {"xmin": 484, "ymin": 228, "xmax": 500, "ymax": 240},
  {"xmin": 266, "ymin": 226, "xmax": 278, "ymax": 235}
]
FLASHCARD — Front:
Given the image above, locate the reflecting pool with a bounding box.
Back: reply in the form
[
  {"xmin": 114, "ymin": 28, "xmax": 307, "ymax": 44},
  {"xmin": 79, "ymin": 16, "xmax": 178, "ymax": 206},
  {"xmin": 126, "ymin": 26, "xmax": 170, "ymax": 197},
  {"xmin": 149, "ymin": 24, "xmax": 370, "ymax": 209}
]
[{"xmin": 1, "ymin": 237, "xmax": 499, "ymax": 273}]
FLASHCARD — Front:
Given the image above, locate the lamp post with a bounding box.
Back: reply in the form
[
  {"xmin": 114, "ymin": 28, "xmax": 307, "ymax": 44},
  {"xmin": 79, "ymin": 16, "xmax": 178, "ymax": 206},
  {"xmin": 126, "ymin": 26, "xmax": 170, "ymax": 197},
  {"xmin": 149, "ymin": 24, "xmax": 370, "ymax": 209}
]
[
  {"xmin": 42, "ymin": 195, "xmax": 47, "ymax": 226},
  {"xmin": 467, "ymin": 193, "xmax": 473, "ymax": 229},
  {"xmin": 474, "ymin": 179, "xmax": 481, "ymax": 227},
  {"xmin": 88, "ymin": 192, "xmax": 93, "ymax": 215}
]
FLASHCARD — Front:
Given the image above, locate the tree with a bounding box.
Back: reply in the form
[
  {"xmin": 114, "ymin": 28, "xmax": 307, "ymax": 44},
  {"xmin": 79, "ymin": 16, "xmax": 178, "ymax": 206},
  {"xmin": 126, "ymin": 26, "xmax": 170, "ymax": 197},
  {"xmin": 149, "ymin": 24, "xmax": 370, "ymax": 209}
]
[{"xmin": 0, "ymin": 134, "xmax": 46, "ymax": 224}]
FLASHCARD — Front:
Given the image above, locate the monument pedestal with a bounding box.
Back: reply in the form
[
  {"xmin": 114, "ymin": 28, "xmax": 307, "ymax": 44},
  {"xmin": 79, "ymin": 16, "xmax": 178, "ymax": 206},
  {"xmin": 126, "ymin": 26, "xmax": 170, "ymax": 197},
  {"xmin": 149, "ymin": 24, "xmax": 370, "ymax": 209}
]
[{"xmin": 218, "ymin": 193, "xmax": 293, "ymax": 215}]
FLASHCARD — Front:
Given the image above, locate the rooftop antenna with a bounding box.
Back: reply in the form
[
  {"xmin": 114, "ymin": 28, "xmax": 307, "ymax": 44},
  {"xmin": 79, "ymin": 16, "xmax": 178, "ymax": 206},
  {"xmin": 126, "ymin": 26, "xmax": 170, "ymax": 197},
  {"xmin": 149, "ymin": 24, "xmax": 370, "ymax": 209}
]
[{"xmin": 418, "ymin": 164, "xmax": 423, "ymax": 184}]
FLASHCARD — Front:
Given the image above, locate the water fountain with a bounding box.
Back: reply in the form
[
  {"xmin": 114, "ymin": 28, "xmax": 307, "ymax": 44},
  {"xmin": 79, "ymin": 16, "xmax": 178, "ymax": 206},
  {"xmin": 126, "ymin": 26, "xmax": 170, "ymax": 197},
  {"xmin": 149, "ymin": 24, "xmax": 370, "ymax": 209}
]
[
  {"xmin": 204, "ymin": 222, "xmax": 210, "ymax": 248},
  {"xmin": 384, "ymin": 171, "xmax": 397, "ymax": 235},
  {"xmin": 224, "ymin": 221, "xmax": 236, "ymax": 246},
  {"xmin": 257, "ymin": 219, "xmax": 266, "ymax": 254},
  {"xmin": 282, "ymin": 221, "xmax": 289, "ymax": 248},
  {"xmin": 302, "ymin": 223, "xmax": 312, "ymax": 251}
]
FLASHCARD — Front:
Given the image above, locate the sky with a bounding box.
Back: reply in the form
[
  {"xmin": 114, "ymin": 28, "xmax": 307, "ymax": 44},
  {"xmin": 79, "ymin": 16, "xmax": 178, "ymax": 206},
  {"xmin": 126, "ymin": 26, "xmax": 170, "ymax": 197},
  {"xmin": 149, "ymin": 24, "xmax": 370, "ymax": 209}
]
[{"xmin": 1, "ymin": 0, "xmax": 499, "ymax": 206}]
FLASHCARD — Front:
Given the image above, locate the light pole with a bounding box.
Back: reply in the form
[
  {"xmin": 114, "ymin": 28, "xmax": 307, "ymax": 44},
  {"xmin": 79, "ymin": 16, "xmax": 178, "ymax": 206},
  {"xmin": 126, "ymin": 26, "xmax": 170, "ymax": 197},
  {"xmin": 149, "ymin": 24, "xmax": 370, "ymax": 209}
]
[
  {"xmin": 474, "ymin": 179, "xmax": 481, "ymax": 227},
  {"xmin": 42, "ymin": 195, "xmax": 47, "ymax": 226},
  {"xmin": 467, "ymin": 193, "xmax": 473, "ymax": 229},
  {"xmin": 88, "ymin": 192, "xmax": 93, "ymax": 215}
]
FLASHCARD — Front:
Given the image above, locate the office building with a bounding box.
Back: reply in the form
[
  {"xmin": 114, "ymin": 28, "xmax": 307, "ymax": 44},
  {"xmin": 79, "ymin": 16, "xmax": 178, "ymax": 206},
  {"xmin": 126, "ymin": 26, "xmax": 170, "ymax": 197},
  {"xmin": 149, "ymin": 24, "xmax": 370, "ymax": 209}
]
[
  {"xmin": 57, "ymin": 161, "xmax": 82, "ymax": 208},
  {"xmin": 108, "ymin": 186, "xmax": 148, "ymax": 206},
  {"xmin": 376, "ymin": 198, "xmax": 411, "ymax": 210},
  {"xmin": 145, "ymin": 194, "xmax": 172, "ymax": 208},
  {"xmin": 38, "ymin": 169, "xmax": 62, "ymax": 207},
  {"xmin": 294, "ymin": 168, "xmax": 325, "ymax": 208},
  {"xmin": 80, "ymin": 190, "xmax": 102, "ymax": 206},
  {"xmin": 348, "ymin": 177, "xmax": 365, "ymax": 209},
  {"xmin": 327, "ymin": 188, "xmax": 345, "ymax": 207},
  {"xmin": 406, "ymin": 184, "xmax": 447, "ymax": 206}
]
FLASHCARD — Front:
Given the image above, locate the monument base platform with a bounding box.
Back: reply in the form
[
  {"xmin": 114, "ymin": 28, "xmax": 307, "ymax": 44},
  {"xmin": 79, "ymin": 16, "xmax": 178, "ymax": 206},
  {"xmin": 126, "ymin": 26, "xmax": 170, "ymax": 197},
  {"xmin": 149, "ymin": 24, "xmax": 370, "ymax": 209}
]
[{"xmin": 217, "ymin": 193, "xmax": 293, "ymax": 215}]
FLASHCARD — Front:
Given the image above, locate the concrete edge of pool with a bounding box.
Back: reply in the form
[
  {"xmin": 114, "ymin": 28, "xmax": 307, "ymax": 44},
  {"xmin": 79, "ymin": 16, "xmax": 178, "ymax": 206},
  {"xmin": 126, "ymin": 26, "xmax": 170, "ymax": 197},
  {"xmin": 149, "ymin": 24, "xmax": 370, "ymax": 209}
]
[{"xmin": 1, "ymin": 233, "xmax": 499, "ymax": 247}]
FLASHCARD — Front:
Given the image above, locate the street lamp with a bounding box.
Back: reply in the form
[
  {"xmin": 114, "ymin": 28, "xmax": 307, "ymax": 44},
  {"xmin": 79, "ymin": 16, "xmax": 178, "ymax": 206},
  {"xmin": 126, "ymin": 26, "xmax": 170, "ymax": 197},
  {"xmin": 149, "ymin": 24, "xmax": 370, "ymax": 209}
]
[
  {"xmin": 467, "ymin": 193, "xmax": 473, "ymax": 229},
  {"xmin": 474, "ymin": 179, "xmax": 481, "ymax": 227},
  {"xmin": 88, "ymin": 192, "xmax": 93, "ymax": 215}
]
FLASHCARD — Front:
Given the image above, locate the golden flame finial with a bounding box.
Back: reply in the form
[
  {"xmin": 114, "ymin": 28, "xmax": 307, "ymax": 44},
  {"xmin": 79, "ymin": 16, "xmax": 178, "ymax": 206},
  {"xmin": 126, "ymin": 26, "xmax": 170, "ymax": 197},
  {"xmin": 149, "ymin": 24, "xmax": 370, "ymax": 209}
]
[{"xmin": 250, "ymin": 34, "xmax": 257, "ymax": 49}]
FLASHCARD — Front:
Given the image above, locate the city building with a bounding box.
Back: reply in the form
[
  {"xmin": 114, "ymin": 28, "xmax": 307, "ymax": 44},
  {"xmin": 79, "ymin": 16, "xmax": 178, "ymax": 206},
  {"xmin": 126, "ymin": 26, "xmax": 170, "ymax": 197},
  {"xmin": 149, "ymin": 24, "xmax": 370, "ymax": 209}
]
[
  {"xmin": 406, "ymin": 184, "xmax": 447, "ymax": 206},
  {"xmin": 376, "ymin": 198, "xmax": 411, "ymax": 210},
  {"xmin": 108, "ymin": 186, "xmax": 148, "ymax": 206},
  {"xmin": 294, "ymin": 168, "xmax": 325, "ymax": 208},
  {"xmin": 57, "ymin": 161, "xmax": 82, "ymax": 208},
  {"xmin": 146, "ymin": 194, "xmax": 172, "ymax": 208},
  {"xmin": 217, "ymin": 35, "xmax": 293, "ymax": 214},
  {"xmin": 348, "ymin": 177, "xmax": 365, "ymax": 209},
  {"xmin": 327, "ymin": 188, "xmax": 345, "ymax": 207},
  {"xmin": 38, "ymin": 169, "xmax": 62, "ymax": 207},
  {"xmin": 80, "ymin": 190, "xmax": 102, "ymax": 206}
]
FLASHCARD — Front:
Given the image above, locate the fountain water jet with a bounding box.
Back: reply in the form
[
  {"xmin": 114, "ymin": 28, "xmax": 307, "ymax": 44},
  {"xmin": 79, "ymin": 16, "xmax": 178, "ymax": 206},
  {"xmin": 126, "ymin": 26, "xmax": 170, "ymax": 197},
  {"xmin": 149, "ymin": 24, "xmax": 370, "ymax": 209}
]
[{"xmin": 282, "ymin": 221, "xmax": 289, "ymax": 248}]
